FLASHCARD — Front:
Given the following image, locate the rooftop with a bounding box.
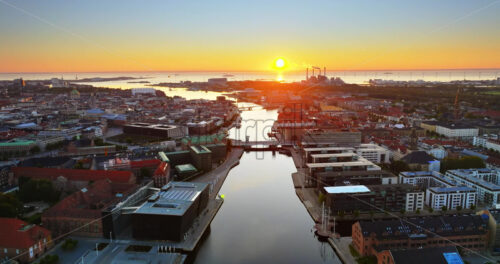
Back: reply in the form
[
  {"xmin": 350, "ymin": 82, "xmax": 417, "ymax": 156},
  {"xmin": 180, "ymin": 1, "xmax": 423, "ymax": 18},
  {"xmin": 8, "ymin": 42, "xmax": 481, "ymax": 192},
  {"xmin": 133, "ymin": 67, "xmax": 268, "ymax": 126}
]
[
  {"xmin": 0, "ymin": 140, "xmax": 36, "ymax": 147},
  {"xmin": 324, "ymin": 185, "xmax": 370, "ymax": 194},
  {"xmin": 303, "ymin": 147, "xmax": 355, "ymax": 152},
  {"xmin": 401, "ymin": 151, "xmax": 437, "ymax": 164},
  {"xmin": 389, "ymin": 246, "xmax": 462, "ymax": 264},
  {"xmin": 0, "ymin": 218, "xmax": 51, "ymax": 249},
  {"xmin": 190, "ymin": 145, "xmax": 211, "ymax": 154},
  {"xmin": 358, "ymin": 215, "xmax": 487, "ymax": 240},
  {"xmin": 175, "ymin": 164, "xmax": 197, "ymax": 173},
  {"xmin": 428, "ymin": 186, "xmax": 476, "ymax": 193},
  {"xmin": 134, "ymin": 181, "xmax": 208, "ymax": 216}
]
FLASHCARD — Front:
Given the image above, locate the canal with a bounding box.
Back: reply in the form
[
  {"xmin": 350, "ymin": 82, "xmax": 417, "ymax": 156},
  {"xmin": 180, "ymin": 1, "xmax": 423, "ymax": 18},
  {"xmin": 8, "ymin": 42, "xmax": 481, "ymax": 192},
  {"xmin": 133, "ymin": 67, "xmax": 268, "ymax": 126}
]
[{"xmin": 193, "ymin": 104, "xmax": 341, "ymax": 263}]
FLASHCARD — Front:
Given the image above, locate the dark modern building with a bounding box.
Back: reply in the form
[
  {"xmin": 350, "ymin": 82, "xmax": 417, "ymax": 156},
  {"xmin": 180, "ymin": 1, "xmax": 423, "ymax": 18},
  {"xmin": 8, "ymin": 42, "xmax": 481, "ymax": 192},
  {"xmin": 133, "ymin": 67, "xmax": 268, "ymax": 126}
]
[
  {"xmin": 189, "ymin": 145, "xmax": 212, "ymax": 172},
  {"xmin": 316, "ymin": 170, "xmax": 397, "ymax": 190},
  {"xmin": 123, "ymin": 123, "xmax": 187, "ymax": 139},
  {"xmin": 131, "ymin": 181, "xmax": 209, "ymax": 241},
  {"xmin": 324, "ymin": 184, "xmax": 423, "ymax": 214}
]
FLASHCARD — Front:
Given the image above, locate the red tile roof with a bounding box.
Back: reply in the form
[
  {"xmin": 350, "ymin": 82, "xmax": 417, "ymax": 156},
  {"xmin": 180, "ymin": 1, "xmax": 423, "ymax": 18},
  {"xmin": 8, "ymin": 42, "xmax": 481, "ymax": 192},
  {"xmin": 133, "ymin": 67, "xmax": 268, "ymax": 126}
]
[
  {"xmin": 43, "ymin": 179, "xmax": 137, "ymax": 219},
  {"xmin": 154, "ymin": 162, "xmax": 169, "ymax": 177},
  {"xmin": 0, "ymin": 218, "xmax": 51, "ymax": 249},
  {"xmin": 130, "ymin": 159, "xmax": 161, "ymax": 169},
  {"xmin": 12, "ymin": 167, "xmax": 133, "ymax": 183}
]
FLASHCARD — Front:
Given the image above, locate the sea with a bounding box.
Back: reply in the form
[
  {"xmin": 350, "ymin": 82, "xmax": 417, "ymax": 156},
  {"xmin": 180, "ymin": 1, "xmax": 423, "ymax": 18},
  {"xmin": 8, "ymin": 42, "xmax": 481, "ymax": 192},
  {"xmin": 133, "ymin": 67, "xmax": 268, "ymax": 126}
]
[{"xmin": 0, "ymin": 69, "xmax": 499, "ymax": 89}]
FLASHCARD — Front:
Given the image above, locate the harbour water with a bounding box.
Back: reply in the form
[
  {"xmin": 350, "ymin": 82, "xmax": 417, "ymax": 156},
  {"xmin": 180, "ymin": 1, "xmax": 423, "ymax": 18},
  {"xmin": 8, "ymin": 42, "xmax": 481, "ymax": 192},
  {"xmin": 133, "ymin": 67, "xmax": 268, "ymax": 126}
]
[{"xmin": 192, "ymin": 105, "xmax": 341, "ymax": 263}]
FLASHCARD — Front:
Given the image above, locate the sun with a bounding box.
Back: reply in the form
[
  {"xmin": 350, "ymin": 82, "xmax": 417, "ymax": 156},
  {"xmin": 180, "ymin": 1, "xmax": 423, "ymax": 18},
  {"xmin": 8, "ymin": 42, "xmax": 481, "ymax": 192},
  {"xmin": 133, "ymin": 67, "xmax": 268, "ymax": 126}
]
[{"xmin": 275, "ymin": 58, "xmax": 285, "ymax": 69}]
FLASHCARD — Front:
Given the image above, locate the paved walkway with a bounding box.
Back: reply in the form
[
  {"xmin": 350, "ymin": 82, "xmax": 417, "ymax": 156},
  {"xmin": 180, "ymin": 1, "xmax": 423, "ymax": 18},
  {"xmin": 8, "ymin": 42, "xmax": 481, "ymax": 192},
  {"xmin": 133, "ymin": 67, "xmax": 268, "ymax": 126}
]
[
  {"xmin": 328, "ymin": 237, "xmax": 356, "ymax": 264},
  {"xmin": 192, "ymin": 148, "xmax": 244, "ymax": 198}
]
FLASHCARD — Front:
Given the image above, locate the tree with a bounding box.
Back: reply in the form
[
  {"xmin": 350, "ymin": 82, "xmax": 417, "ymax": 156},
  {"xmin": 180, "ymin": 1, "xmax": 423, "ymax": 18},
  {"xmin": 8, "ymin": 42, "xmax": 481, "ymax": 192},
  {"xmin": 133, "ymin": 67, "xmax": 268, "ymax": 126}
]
[
  {"xmin": 440, "ymin": 156, "xmax": 486, "ymax": 173},
  {"xmin": 18, "ymin": 179, "xmax": 60, "ymax": 203},
  {"xmin": 428, "ymin": 207, "xmax": 434, "ymax": 213},
  {"xmin": 416, "ymin": 209, "xmax": 421, "ymax": 214},
  {"xmin": 441, "ymin": 206, "xmax": 447, "ymax": 212},
  {"xmin": 318, "ymin": 193, "xmax": 326, "ymax": 204},
  {"xmin": 400, "ymin": 209, "xmax": 406, "ymax": 216},
  {"xmin": 338, "ymin": 211, "xmax": 345, "ymax": 218},
  {"xmin": 456, "ymin": 205, "xmax": 462, "ymax": 211},
  {"xmin": 39, "ymin": 254, "xmax": 59, "ymax": 264},
  {"xmin": 353, "ymin": 210, "xmax": 360, "ymax": 218},
  {"xmin": 30, "ymin": 146, "xmax": 41, "ymax": 154},
  {"xmin": 138, "ymin": 167, "xmax": 152, "ymax": 182},
  {"xmin": 0, "ymin": 193, "xmax": 23, "ymax": 217},
  {"xmin": 382, "ymin": 160, "xmax": 410, "ymax": 175},
  {"xmin": 61, "ymin": 239, "xmax": 78, "ymax": 251}
]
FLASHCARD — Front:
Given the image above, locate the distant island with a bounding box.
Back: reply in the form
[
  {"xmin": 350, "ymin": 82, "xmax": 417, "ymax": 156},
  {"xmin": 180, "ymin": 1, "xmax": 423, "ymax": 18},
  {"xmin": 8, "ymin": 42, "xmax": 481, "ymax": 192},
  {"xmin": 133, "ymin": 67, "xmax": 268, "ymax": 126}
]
[
  {"xmin": 71, "ymin": 76, "xmax": 141, "ymax": 82},
  {"xmin": 127, "ymin": 80, "xmax": 150, "ymax": 84}
]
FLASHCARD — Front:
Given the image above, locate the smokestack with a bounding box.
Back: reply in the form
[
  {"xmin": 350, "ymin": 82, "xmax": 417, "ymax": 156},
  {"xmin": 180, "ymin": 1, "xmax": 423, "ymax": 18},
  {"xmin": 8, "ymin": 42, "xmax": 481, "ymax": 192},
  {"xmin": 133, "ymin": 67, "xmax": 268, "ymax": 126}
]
[
  {"xmin": 324, "ymin": 67, "xmax": 326, "ymax": 76},
  {"xmin": 312, "ymin": 68, "xmax": 315, "ymax": 76},
  {"xmin": 306, "ymin": 68, "xmax": 308, "ymax": 80}
]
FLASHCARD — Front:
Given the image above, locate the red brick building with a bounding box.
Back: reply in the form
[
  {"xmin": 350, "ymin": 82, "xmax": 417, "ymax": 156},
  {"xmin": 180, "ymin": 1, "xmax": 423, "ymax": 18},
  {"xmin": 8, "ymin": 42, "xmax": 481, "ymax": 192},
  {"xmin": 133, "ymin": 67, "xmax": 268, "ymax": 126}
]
[
  {"xmin": 12, "ymin": 167, "xmax": 136, "ymax": 192},
  {"xmin": 153, "ymin": 161, "xmax": 170, "ymax": 187},
  {"xmin": 352, "ymin": 215, "xmax": 489, "ymax": 257},
  {"xmin": 0, "ymin": 218, "xmax": 53, "ymax": 263},
  {"xmin": 375, "ymin": 246, "xmax": 463, "ymax": 264},
  {"xmin": 42, "ymin": 179, "xmax": 137, "ymax": 238}
]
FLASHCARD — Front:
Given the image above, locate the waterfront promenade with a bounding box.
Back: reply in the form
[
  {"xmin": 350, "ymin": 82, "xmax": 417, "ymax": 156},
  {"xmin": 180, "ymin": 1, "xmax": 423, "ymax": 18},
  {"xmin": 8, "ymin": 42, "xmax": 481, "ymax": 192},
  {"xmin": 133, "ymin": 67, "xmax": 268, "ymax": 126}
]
[
  {"xmin": 289, "ymin": 147, "xmax": 355, "ymax": 264},
  {"xmin": 192, "ymin": 148, "xmax": 244, "ymax": 198}
]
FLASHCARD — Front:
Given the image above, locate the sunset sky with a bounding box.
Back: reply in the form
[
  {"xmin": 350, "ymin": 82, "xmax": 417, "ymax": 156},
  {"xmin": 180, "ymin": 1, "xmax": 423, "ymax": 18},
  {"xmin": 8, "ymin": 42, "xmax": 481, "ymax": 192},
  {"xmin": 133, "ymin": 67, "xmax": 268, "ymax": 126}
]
[{"xmin": 1, "ymin": 0, "xmax": 500, "ymax": 72}]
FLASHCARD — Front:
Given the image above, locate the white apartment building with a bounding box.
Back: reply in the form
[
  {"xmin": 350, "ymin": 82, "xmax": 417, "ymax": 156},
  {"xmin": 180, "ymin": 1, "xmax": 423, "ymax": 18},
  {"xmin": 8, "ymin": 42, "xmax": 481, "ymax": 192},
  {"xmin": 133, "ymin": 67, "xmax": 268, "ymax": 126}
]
[
  {"xmin": 426, "ymin": 186, "xmax": 476, "ymax": 211},
  {"xmin": 406, "ymin": 192, "xmax": 425, "ymax": 212},
  {"xmin": 446, "ymin": 169, "xmax": 500, "ymax": 208},
  {"xmin": 473, "ymin": 136, "xmax": 500, "ymax": 152},
  {"xmin": 399, "ymin": 171, "xmax": 456, "ymax": 189},
  {"xmin": 435, "ymin": 123, "xmax": 478, "ymax": 139},
  {"xmin": 356, "ymin": 143, "xmax": 391, "ymax": 163}
]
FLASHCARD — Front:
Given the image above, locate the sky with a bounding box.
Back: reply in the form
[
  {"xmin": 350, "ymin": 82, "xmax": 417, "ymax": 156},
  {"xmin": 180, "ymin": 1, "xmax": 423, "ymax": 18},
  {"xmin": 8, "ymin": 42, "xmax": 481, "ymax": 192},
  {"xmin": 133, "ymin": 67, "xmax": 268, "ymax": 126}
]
[{"xmin": 1, "ymin": 0, "xmax": 500, "ymax": 72}]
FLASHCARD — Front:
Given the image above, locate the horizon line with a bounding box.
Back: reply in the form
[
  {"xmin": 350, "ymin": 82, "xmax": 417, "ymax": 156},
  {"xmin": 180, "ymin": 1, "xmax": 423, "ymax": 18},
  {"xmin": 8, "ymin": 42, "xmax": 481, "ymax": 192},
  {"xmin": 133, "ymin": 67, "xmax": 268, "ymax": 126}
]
[{"xmin": 1, "ymin": 67, "xmax": 500, "ymax": 75}]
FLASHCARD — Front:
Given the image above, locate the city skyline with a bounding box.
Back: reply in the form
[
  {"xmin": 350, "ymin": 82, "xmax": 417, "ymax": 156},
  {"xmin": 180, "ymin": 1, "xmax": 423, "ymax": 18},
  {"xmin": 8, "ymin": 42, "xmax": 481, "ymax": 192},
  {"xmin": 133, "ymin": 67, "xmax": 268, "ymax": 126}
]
[{"xmin": 1, "ymin": 0, "xmax": 500, "ymax": 72}]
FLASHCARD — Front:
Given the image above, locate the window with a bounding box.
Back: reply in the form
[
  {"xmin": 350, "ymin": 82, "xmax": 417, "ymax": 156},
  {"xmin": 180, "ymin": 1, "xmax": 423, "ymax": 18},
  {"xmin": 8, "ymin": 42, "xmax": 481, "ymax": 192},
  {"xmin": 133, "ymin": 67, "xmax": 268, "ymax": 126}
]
[
  {"xmin": 16, "ymin": 249, "xmax": 19, "ymax": 254},
  {"xmin": 3, "ymin": 248, "xmax": 7, "ymax": 253}
]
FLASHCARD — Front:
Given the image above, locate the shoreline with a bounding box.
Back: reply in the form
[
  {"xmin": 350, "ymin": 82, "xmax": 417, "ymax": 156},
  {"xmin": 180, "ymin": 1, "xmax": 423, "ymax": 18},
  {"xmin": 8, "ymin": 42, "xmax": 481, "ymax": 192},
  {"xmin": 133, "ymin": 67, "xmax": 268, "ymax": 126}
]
[{"xmin": 288, "ymin": 146, "xmax": 355, "ymax": 264}]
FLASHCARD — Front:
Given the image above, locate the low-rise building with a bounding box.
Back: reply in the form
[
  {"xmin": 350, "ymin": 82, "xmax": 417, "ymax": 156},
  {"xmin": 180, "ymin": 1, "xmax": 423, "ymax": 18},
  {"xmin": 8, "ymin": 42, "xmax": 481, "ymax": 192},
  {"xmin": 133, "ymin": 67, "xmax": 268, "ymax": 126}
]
[
  {"xmin": 352, "ymin": 215, "xmax": 489, "ymax": 257},
  {"xmin": 426, "ymin": 186, "xmax": 476, "ymax": 211},
  {"xmin": 123, "ymin": 123, "xmax": 187, "ymax": 139},
  {"xmin": 316, "ymin": 170, "xmax": 397, "ymax": 190},
  {"xmin": 446, "ymin": 169, "xmax": 500, "ymax": 208},
  {"xmin": 0, "ymin": 218, "xmax": 53, "ymax": 263},
  {"xmin": 435, "ymin": 123, "xmax": 478, "ymax": 140},
  {"xmin": 131, "ymin": 181, "xmax": 209, "ymax": 241},
  {"xmin": 0, "ymin": 140, "xmax": 36, "ymax": 155},
  {"xmin": 42, "ymin": 179, "xmax": 137, "ymax": 237},
  {"xmin": 376, "ymin": 246, "xmax": 464, "ymax": 264},
  {"xmin": 399, "ymin": 171, "xmax": 456, "ymax": 190},
  {"xmin": 401, "ymin": 151, "xmax": 440, "ymax": 172},
  {"xmin": 356, "ymin": 144, "xmax": 390, "ymax": 163},
  {"xmin": 324, "ymin": 184, "xmax": 423, "ymax": 214},
  {"xmin": 12, "ymin": 167, "xmax": 136, "ymax": 192}
]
